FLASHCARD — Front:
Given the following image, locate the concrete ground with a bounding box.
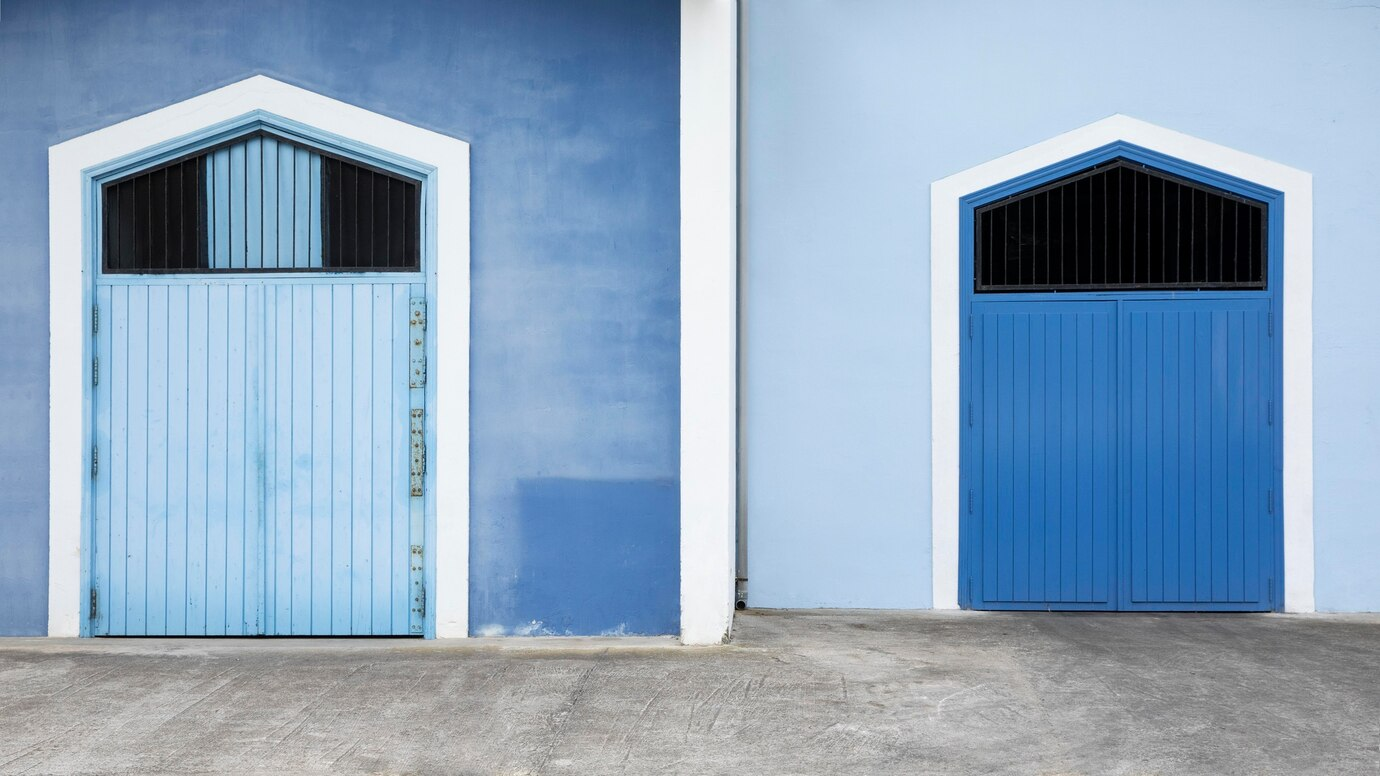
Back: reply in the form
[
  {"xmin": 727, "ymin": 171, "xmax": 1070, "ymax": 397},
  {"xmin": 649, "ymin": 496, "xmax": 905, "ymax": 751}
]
[{"xmin": 0, "ymin": 611, "xmax": 1377, "ymax": 775}]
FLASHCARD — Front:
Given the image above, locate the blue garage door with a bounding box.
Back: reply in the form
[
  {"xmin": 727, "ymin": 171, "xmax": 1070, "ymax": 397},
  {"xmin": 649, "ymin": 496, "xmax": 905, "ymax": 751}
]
[
  {"xmin": 961, "ymin": 154, "xmax": 1280, "ymax": 611},
  {"xmin": 89, "ymin": 132, "xmax": 429, "ymax": 635}
]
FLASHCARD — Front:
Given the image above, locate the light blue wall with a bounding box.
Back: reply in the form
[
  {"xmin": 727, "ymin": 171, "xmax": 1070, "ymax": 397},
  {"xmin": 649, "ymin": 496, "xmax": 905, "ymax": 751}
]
[
  {"xmin": 743, "ymin": 0, "xmax": 1380, "ymax": 610},
  {"xmin": 0, "ymin": 0, "xmax": 680, "ymax": 636}
]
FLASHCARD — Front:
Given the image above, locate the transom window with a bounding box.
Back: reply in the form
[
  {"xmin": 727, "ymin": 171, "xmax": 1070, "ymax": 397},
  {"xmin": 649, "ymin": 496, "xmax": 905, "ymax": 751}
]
[
  {"xmin": 974, "ymin": 158, "xmax": 1267, "ymax": 292},
  {"xmin": 102, "ymin": 131, "xmax": 421, "ymax": 273}
]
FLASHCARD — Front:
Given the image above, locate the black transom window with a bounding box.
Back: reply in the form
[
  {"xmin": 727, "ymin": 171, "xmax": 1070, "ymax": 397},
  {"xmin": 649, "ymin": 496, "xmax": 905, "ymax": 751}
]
[
  {"xmin": 102, "ymin": 131, "xmax": 421, "ymax": 273},
  {"xmin": 974, "ymin": 158, "xmax": 1267, "ymax": 292}
]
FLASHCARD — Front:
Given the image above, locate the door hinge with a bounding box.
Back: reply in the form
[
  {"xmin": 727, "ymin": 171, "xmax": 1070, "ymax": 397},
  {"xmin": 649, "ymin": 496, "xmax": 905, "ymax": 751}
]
[
  {"xmin": 409, "ymin": 298, "xmax": 427, "ymax": 388},
  {"xmin": 967, "ymin": 401, "xmax": 973, "ymax": 427},
  {"xmin": 92, "ymin": 356, "xmax": 98, "ymax": 386},
  {"xmin": 91, "ymin": 445, "xmax": 98, "ymax": 479},
  {"xmin": 968, "ymin": 314, "xmax": 973, "ymax": 340},
  {"xmin": 1267, "ymin": 489, "xmax": 1274, "ymax": 515},
  {"xmin": 409, "ymin": 408, "xmax": 426, "ymax": 497},
  {"xmin": 92, "ymin": 304, "xmax": 99, "ymax": 336},
  {"xmin": 1267, "ymin": 400, "xmax": 1274, "ymax": 425},
  {"xmin": 967, "ymin": 489, "xmax": 973, "ymax": 514},
  {"xmin": 1268, "ymin": 311, "xmax": 1274, "ymax": 337},
  {"xmin": 89, "ymin": 587, "xmax": 98, "ymax": 620},
  {"xmin": 414, "ymin": 584, "xmax": 427, "ymax": 619}
]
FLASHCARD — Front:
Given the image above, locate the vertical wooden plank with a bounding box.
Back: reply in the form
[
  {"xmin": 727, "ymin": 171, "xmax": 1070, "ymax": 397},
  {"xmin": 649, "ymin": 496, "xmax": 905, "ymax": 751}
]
[
  {"xmin": 164, "ymin": 285, "xmax": 189, "ymax": 634},
  {"xmin": 262, "ymin": 138, "xmax": 279, "ymax": 270},
  {"xmin": 290, "ymin": 285, "xmax": 314, "ymax": 633},
  {"xmin": 1058, "ymin": 314, "xmax": 1078, "ymax": 602},
  {"xmin": 995, "ymin": 313, "xmax": 1014, "ymax": 602},
  {"xmin": 224, "ymin": 285, "xmax": 247, "ymax": 633},
  {"xmin": 407, "ymin": 283, "xmax": 426, "ymax": 634},
  {"xmin": 205, "ymin": 284, "xmax": 229, "ymax": 633},
  {"xmin": 330, "ymin": 284, "xmax": 354, "ymax": 633},
  {"xmin": 1178, "ymin": 311, "xmax": 1198, "ymax": 601},
  {"xmin": 310, "ymin": 153, "xmax": 324, "ymax": 268},
  {"xmin": 1148, "ymin": 311, "xmax": 1166, "ymax": 602},
  {"xmin": 1129, "ymin": 311, "xmax": 1147, "ymax": 603},
  {"xmin": 1090, "ymin": 311, "xmax": 1112, "ymax": 604},
  {"xmin": 1193, "ymin": 310, "xmax": 1213, "ymax": 601},
  {"xmin": 1243, "ymin": 308, "xmax": 1262, "ymax": 603},
  {"xmin": 1011, "ymin": 314, "xmax": 1030, "ymax": 602},
  {"xmin": 979, "ymin": 313, "xmax": 998, "ymax": 605},
  {"xmin": 391, "ymin": 284, "xmax": 411, "ymax": 632},
  {"xmin": 1043, "ymin": 312, "xmax": 1062, "ymax": 601},
  {"xmin": 1226, "ymin": 310, "xmax": 1246, "ymax": 601},
  {"xmin": 351, "ymin": 284, "xmax": 374, "ymax": 633},
  {"xmin": 246, "ymin": 137, "xmax": 263, "ymax": 270},
  {"xmin": 185, "ymin": 285, "xmax": 210, "ymax": 634},
  {"xmin": 1027, "ymin": 314, "xmax": 1046, "ymax": 602},
  {"xmin": 294, "ymin": 149, "xmax": 312, "ymax": 269},
  {"xmin": 278, "ymin": 143, "xmax": 295, "ymax": 271},
  {"xmin": 105, "ymin": 284, "xmax": 129, "ymax": 635},
  {"xmin": 262, "ymin": 285, "xmax": 278, "ymax": 634},
  {"xmin": 370, "ymin": 286, "xmax": 393, "ymax": 631},
  {"xmin": 229, "ymin": 143, "xmax": 247, "ymax": 270},
  {"xmin": 212, "ymin": 149, "xmax": 231, "ymax": 269},
  {"xmin": 1161, "ymin": 312, "xmax": 1182, "ymax": 602},
  {"xmin": 310, "ymin": 285, "xmax": 334, "ymax": 633},
  {"xmin": 247, "ymin": 284, "xmax": 264, "ymax": 633},
  {"xmin": 276, "ymin": 284, "xmax": 299, "ymax": 633},
  {"xmin": 145, "ymin": 285, "xmax": 169, "ymax": 635},
  {"xmin": 1210, "ymin": 311, "xmax": 1229, "ymax": 601},
  {"xmin": 124, "ymin": 285, "xmax": 149, "ymax": 634},
  {"xmin": 1075, "ymin": 313, "xmax": 1094, "ymax": 602}
]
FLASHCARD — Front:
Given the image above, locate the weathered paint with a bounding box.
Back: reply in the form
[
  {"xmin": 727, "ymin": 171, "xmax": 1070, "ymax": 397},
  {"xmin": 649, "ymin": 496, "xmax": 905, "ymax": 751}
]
[
  {"xmin": 742, "ymin": 0, "xmax": 1380, "ymax": 611},
  {"xmin": 0, "ymin": 0, "xmax": 680, "ymax": 636}
]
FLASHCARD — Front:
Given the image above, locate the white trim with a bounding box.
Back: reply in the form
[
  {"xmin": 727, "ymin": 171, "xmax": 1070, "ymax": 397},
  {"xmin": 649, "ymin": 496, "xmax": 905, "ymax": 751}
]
[
  {"xmin": 48, "ymin": 75, "xmax": 471, "ymax": 636},
  {"xmin": 679, "ymin": 0, "xmax": 738, "ymax": 645},
  {"xmin": 929, "ymin": 114, "xmax": 1314, "ymax": 612}
]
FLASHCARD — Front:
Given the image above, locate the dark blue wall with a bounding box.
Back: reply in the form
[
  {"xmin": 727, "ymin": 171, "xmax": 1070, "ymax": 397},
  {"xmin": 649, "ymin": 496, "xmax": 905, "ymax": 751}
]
[{"xmin": 0, "ymin": 0, "xmax": 680, "ymax": 635}]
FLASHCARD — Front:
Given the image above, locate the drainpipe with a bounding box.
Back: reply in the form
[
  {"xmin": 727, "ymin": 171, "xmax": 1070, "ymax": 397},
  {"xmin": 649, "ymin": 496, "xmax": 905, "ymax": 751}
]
[{"xmin": 734, "ymin": 0, "xmax": 749, "ymax": 611}]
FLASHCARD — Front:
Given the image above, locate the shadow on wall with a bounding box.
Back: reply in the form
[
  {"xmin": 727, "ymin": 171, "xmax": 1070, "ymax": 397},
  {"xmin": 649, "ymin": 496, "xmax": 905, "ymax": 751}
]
[{"xmin": 474, "ymin": 477, "xmax": 679, "ymax": 637}]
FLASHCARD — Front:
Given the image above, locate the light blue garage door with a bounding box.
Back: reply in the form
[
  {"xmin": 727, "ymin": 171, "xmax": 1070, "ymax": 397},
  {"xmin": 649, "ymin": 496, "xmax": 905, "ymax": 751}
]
[
  {"xmin": 960, "ymin": 150, "xmax": 1282, "ymax": 612},
  {"xmin": 89, "ymin": 132, "xmax": 429, "ymax": 635}
]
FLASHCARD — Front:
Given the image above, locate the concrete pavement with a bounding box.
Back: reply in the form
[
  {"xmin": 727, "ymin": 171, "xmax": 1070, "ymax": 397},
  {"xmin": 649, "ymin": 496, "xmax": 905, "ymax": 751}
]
[{"xmin": 1, "ymin": 610, "xmax": 1377, "ymax": 775}]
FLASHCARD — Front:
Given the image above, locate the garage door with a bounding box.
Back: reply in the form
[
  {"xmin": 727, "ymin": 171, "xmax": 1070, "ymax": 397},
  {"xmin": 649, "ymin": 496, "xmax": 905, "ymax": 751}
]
[
  {"xmin": 960, "ymin": 156, "xmax": 1280, "ymax": 611},
  {"xmin": 89, "ymin": 132, "xmax": 429, "ymax": 635}
]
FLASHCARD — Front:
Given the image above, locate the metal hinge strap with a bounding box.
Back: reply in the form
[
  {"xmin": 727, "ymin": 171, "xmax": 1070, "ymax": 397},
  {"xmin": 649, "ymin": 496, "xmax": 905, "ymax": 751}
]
[
  {"xmin": 89, "ymin": 588, "xmax": 97, "ymax": 620},
  {"xmin": 409, "ymin": 299, "xmax": 427, "ymax": 388},
  {"xmin": 91, "ymin": 445, "xmax": 98, "ymax": 479},
  {"xmin": 92, "ymin": 304, "xmax": 99, "ymax": 336},
  {"xmin": 1267, "ymin": 400, "xmax": 1273, "ymax": 425},
  {"xmin": 409, "ymin": 409, "xmax": 425, "ymax": 497},
  {"xmin": 92, "ymin": 356, "xmax": 98, "ymax": 386},
  {"xmin": 1267, "ymin": 489, "xmax": 1274, "ymax": 515},
  {"xmin": 1268, "ymin": 311, "xmax": 1274, "ymax": 337},
  {"xmin": 967, "ymin": 489, "xmax": 973, "ymax": 514}
]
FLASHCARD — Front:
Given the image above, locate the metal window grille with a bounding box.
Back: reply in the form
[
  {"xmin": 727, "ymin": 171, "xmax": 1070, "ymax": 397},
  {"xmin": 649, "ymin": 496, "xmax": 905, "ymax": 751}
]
[
  {"xmin": 974, "ymin": 158, "xmax": 1267, "ymax": 292},
  {"xmin": 102, "ymin": 131, "xmax": 421, "ymax": 274}
]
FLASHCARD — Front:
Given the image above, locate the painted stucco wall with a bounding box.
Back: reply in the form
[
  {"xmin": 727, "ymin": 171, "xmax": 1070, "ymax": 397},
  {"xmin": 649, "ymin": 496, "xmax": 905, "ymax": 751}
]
[
  {"xmin": 0, "ymin": 0, "xmax": 680, "ymax": 636},
  {"xmin": 743, "ymin": 0, "xmax": 1380, "ymax": 610}
]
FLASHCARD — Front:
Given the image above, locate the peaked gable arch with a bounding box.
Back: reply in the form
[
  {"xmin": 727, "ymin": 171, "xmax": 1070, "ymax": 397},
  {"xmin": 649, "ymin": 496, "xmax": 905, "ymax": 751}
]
[
  {"xmin": 49, "ymin": 75, "xmax": 471, "ymax": 637},
  {"xmin": 930, "ymin": 115, "xmax": 1314, "ymax": 612}
]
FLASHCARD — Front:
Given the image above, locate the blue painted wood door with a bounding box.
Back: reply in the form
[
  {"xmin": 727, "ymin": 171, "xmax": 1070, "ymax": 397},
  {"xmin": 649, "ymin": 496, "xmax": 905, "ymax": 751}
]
[
  {"xmin": 969, "ymin": 301, "xmax": 1118, "ymax": 608},
  {"xmin": 90, "ymin": 278, "xmax": 425, "ymax": 635},
  {"xmin": 1120, "ymin": 299, "xmax": 1275, "ymax": 611},
  {"xmin": 966, "ymin": 298, "xmax": 1275, "ymax": 610}
]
